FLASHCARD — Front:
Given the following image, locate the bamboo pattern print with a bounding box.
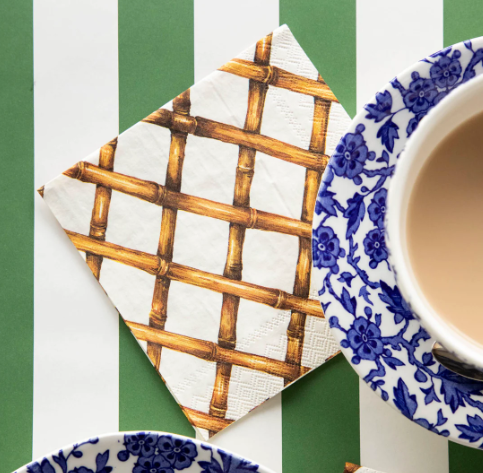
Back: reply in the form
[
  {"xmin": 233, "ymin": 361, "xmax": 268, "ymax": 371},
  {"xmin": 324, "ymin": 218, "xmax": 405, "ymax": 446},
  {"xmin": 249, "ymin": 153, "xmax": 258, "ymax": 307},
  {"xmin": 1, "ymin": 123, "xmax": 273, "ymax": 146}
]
[
  {"xmin": 44, "ymin": 27, "xmax": 343, "ymax": 436},
  {"xmin": 210, "ymin": 34, "xmax": 272, "ymax": 431},
  {"xmin": 343, "ymin": 464, "xmax": 363, "ymax": 473},
  {"xmin": 126, "ymin": 321, "xmax": 310, "ymax": 381},
  {"xmin": 85, "ymin": 137, "xmax": 117, "ymax": 279},
  {"xmin": 285, "ymin": 78, "xmax": 331, "ymax": 384},
  {"xmin": 142, "ymin": 108, "xmax": 329, "ymax": 170},
  {"xmin": 63, "ymin": 161, "xmax": 312, "ymax": 238},
  {"xmin": 148, "ymin": 89, "xmax": 191, "ymax": 369},
  {"xmin": 182, "ymin": 407, "xmax": 233, "ymax": 434},
  {"xmin": 219, "ymin": 59, "xmax": 338, "ymax": 102},
  {"xmin": 64, "ymin": 230, "xmax": 325, "ymax": 318}
]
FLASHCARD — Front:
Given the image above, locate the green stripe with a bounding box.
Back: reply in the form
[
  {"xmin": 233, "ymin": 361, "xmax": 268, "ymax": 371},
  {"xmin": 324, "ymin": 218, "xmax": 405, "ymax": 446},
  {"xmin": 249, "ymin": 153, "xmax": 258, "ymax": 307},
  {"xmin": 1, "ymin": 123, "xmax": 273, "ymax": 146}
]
[
  {"xmin": 282, "ymin": 357, "xmax": 360, "ymax": 472},
  {"xmin": 0, "ymin": 0, "xmax": 34, "ymax": 471},
  {"xmin": 118, "ymin": 0, "xmax": 194, "ymax": 435},
  {"xmin": 444, "ymin": 2, "xmax": 483, "ymax": 470},
  {"xmin": 281, "ymin": 0, "xmax": 357, "ymax": 119},
  {"xmin": 444, "ymin": 0, "xmax": 483, "ymax": 48},
  {"xmin": 280, "ymin": 2, "xmax": 358, "ymax": 471}
]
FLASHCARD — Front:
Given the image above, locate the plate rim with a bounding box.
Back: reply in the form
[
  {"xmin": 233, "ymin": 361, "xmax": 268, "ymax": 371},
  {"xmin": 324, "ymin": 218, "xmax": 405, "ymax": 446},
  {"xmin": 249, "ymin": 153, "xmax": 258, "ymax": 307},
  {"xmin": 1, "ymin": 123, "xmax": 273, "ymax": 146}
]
[
  {"xmin": 313, "ymin": 35, "xmax": 483, "ymax": 448},
  {"xmin": 15, "ymin": 430, "xmax": 276, "ymax": 473}
]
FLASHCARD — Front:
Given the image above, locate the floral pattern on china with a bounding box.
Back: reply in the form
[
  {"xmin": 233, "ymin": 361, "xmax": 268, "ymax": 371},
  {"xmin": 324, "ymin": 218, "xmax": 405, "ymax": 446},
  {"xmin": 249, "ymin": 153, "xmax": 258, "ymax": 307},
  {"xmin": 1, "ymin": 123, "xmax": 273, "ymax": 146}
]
[
  {"xmin": 18, "ymin": 432, "xmax": 268, "ymax": 473},
  {"xmin": 313, "ymin": 38, "xmax": 483, "ymax": 447}
]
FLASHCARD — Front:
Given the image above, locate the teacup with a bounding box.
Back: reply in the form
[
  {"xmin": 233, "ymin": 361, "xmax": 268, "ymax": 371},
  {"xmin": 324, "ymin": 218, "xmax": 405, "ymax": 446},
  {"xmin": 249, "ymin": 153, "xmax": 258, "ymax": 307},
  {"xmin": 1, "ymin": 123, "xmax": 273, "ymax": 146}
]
[{"xmin": 386, "ymin": 73, "xmax": 483, "ymax": 371}]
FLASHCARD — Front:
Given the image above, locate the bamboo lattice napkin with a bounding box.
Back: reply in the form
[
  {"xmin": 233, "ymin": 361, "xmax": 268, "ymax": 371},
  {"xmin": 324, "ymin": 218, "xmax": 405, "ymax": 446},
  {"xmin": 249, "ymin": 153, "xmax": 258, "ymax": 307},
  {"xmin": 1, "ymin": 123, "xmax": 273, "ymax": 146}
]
[{"xmin": 38, "ymin": 25, "xmax": 350, "ymax": 438}]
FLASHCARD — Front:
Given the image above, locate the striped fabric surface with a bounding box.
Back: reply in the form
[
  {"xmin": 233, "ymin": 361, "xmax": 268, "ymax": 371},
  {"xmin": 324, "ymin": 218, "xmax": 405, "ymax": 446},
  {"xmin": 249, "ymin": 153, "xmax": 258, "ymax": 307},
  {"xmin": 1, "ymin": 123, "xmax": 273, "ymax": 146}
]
[{"xmin": 1, "ymin": 1, "xmax": 483, "ymax": 472}]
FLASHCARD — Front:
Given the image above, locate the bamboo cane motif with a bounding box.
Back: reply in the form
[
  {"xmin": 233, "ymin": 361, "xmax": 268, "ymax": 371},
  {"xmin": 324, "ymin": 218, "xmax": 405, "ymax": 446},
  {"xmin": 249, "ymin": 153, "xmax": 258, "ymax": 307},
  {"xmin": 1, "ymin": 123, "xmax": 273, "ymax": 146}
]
[
  {"xmin": 142, "ymin": 109, "xmax": 328, "ymax": 170},
  {"xmin": 148, "ymin": 90, "xmax": 191, "ymax": 369},
  {"xmin": 126, "ymin": 321, "xmax": 310, "ymax": 381},
  {"xmin": 284, "ymin": 77, "xmax": 332, "ymax": 384},
  {"xmin": 65, "ymin": 230, "xmax": 325, "ymax": 318},
  {"xmin": 49, "ymin": 44, "xmax": 342, "ymax": 436},
  {"xmin": 64, "ymin": 161, "xmax": 312, "ymax": 238},
  {"xmin": 343, "ymin": 463, "xmax": 362, "ymax": 473},
  {"xmin": 210, "ymin": 34, "xmax": 273, "ymax": 429},
  {"xmin": 182, "ymin": 407, "xmax": 233, "ymax": 433},
  {"xmin": 219, "ymin": 59, "xmax": 339, "ymax": 103},
  {"xmin": 85, "ymin": 137, "xmax": 118, "ymax": 279}
]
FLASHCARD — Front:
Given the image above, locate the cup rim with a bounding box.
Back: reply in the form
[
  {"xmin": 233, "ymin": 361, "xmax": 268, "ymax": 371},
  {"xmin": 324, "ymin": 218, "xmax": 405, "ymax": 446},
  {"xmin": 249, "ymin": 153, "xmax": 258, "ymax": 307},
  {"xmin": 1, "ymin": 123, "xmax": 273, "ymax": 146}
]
[{"xmin": 386, "ymin": 73, "xmax": 483, "ymax": 369}]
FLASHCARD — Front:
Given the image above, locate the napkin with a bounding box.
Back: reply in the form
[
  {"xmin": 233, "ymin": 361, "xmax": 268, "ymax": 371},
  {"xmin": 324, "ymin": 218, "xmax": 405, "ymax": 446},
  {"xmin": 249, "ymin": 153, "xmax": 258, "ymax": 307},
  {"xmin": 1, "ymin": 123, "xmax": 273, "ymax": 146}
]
[
  {"xmin": 38, "ymin": 24, "xmax": 350, "ymax": 439},
  {"xmin": 344, "ymin": 463, "xmax": 387, "ymax": 473}
]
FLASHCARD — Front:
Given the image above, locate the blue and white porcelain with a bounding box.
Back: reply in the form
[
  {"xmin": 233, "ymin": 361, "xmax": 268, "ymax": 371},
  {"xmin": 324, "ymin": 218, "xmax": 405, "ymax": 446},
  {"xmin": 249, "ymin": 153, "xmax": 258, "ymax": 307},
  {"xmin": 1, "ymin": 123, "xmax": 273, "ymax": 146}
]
[
  {"xmin": 386, "ymin": 72, "xmax": 483, "ymax": 372},
  {"xmin": 313, "ymin": 37, "xmax": 483, "ymax": 448},
  {"xmin": 15, "ymin": 432, "xmax": 274, "ymax": 473}
]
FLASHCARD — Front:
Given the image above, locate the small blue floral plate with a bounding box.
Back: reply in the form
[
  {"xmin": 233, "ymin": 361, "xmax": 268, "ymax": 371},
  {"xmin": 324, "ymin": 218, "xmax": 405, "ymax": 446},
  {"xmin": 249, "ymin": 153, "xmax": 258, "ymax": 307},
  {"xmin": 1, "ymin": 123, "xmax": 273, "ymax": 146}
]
[
  {"xmin": 15, "ymin": 431, "xmax": 274, "ymax": 473},
  {"xmin": 313, "ymin": 37, "xmax": 483, "ymax": 448}
]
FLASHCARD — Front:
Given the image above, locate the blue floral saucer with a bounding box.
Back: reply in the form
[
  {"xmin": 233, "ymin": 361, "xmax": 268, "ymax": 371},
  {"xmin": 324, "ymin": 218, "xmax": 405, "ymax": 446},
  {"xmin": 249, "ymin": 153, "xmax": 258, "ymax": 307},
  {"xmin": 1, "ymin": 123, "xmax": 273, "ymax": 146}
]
[
  {"xmin": 15, "ymin": 431, "xmax": 273, "ymax": 473},
  {"xmin": 313, "ymin": 37, "xmax": 483, "ymax": 448}
]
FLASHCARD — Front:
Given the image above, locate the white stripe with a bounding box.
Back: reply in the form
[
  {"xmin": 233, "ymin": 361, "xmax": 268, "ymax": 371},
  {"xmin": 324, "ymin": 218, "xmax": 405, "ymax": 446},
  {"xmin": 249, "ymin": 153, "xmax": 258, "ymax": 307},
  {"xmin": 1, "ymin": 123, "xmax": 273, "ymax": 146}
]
[
  {"xmin": 359, "ymin": 381, "xmax": 448, "ymax": 473},
  {"xmin": 206, "ymin": 394, "xmax": 282, "ymax": 471},
  {"xmin": 357, "ymin": 0, "xmax": 443, "ymax": 109},
  {"xmin": 194, "ymin": 1, "xmax": 281, "ymax": 471},
  {"xmin": 194, "ymin": 0, "xmax": 279, "ymax": 83},
  {"xmin": 356, "ymin": 1, "xmax": 448, "ymax": 472},
  {"xmin": 33, "ymin": 0, "xmax": 119, "ymax": 458}
]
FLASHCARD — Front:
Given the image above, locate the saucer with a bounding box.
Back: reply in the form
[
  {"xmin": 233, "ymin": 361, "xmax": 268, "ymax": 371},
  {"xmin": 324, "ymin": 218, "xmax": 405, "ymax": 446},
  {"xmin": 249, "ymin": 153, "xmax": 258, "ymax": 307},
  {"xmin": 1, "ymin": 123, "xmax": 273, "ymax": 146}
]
[
  {"xmin": 313, "ymin": 36, "xmax": 483, "ymax": 448},
  {"xmin": 15, "ymin": 431, "xmax": 274, "ymax": 473}
]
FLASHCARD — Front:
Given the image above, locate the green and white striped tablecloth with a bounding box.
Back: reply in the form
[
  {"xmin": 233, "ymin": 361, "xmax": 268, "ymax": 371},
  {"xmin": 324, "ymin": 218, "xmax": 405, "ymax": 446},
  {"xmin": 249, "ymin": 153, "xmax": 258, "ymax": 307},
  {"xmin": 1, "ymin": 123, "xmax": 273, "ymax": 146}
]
[{"xmin": 2, "ymin": 1, "xmax": 483, "ymax": 472}]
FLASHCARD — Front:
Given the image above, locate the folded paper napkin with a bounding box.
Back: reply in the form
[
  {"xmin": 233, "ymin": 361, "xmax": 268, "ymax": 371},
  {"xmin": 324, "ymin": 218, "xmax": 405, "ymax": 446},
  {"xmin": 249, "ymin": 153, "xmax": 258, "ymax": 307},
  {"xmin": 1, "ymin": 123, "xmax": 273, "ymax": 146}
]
[
  {"xmin": 39, "ymin": 24, "xmax": 351, "ymax": 438},
  {"xmin": 344, "ymin": 463, "xmax": 387, "ymax": 473}
]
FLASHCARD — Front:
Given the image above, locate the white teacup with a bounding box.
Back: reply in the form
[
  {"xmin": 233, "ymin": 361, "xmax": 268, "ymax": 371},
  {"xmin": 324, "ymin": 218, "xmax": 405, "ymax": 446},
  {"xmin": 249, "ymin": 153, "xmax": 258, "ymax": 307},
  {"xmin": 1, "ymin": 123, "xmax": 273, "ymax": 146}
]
[{"xmin": 386, "ymin": 73, "xmax": 483, "ymax": 371}]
